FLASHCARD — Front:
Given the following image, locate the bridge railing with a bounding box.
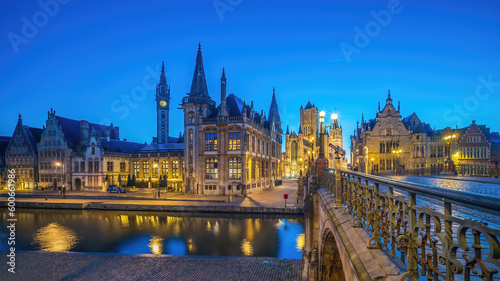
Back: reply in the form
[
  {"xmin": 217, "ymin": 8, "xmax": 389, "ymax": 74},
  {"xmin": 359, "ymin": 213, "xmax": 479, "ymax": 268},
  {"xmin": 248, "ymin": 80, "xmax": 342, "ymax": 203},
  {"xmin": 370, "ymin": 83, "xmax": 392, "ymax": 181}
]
[{"xmin": 324, "ymin": 168, "xmax": 500, "ymax": 281}]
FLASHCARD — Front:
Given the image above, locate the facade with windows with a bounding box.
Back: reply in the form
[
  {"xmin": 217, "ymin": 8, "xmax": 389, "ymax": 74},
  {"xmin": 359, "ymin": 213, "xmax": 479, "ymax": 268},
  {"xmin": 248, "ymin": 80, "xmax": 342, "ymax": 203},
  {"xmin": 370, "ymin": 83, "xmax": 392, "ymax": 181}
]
[
  {"xmin": 350, "ymin": 92, "xmax": 500, "ymax": 173},
  {"xmin": 182, "ymin": 45, "xmax": 282, "ymax": 195},
  {"xmin": 3, "ymin": 114, "xmax": 42, "ymax": 189},
  {"xmin": 283, "ymin": 102, "xmax": 344, "ymax": 178}
]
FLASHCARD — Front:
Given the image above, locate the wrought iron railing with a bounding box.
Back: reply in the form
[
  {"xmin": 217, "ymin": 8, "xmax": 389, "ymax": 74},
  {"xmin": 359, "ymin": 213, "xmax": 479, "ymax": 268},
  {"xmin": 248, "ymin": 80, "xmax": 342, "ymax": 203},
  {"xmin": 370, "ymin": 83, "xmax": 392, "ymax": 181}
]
[
  {"xmin": 457, "ymin": 165, "xmax": 499, "ymax": 177},
  {"xmin": 324, "ymin": 168, "xmax": 500, "ymax": 281}
]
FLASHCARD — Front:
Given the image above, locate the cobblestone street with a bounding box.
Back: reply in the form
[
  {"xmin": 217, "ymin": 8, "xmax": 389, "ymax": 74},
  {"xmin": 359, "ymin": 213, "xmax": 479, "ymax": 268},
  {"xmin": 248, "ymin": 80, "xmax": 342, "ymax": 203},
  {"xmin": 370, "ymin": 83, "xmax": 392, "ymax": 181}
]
[{"xmin": 1, "ymin": 252, "xmax": 302, "ymax": 281}]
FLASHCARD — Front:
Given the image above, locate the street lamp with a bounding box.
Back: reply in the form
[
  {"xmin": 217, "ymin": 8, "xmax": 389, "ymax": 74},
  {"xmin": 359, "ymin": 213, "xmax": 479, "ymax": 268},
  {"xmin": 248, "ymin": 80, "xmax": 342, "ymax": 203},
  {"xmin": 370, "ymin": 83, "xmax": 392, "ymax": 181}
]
[
  {"xmin": 55, "ymin": 161, "xmax": 65, "ymax": 193},
  {"xmin": 392, "ymin": 149, "xmax": 402, "ymax": 175},
  {"xmin": 444, "ymin": 132, "xmax": 457, "ymax": 173},
  {"xmin": 370, "ymin": 158, "xmax": 374, "ymax": 174}
]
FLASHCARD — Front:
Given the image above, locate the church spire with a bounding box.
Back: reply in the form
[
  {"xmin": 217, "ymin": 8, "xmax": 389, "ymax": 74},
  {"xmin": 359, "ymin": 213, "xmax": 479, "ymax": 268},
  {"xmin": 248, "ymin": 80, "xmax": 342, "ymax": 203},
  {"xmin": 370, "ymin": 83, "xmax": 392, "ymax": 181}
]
[
  {"xmin": 268, "ymin": 87, "xmax": 281, "ymax": 122},
  {"xmin": 189, "ymin": 43, "xmax": 209, "ymax": 97},
  {"xmin": 218, "ymin": 67, "xmax": 228, "ymax": 117},
  {"xmin": 286, "ymin": 125, "xmax": 290, "ymax": 135},
  {"xmin": 160, "ymin": 61, "xmax": 167, "ymax": 85}
]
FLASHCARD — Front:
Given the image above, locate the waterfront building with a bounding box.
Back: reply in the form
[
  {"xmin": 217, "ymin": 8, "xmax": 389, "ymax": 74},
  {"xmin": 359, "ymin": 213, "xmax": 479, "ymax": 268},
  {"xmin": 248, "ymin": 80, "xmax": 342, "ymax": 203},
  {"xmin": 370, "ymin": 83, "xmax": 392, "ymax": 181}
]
[
  {"xmin": 283, "ymin": 102, "xmax": 343, "ymax": 178},
  {"xmin": 3, "ymin": 114, "xmax": 42, "ymax": 189},
  {"xmin": 350, "ymin": 91, "xmax": 500, "ymax": 173},
  {"xmin": 37, "ymin": 109, "xmax": 121, "ymax": 190},
  {"xmin": 0, "ymin": 136, "xmax": 10, "ymax": 187},
  {"xmin": 182, "ymin": 45, "xmax": 283, "ymax": 195}
]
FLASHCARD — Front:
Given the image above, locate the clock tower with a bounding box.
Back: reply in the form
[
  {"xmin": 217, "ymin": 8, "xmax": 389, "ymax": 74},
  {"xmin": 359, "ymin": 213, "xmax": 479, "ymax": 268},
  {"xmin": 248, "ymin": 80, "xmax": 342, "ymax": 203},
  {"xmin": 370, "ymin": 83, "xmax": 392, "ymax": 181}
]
[{"xmin": 156, "ymin": 61, "xmax": 171, "ymax": 143}]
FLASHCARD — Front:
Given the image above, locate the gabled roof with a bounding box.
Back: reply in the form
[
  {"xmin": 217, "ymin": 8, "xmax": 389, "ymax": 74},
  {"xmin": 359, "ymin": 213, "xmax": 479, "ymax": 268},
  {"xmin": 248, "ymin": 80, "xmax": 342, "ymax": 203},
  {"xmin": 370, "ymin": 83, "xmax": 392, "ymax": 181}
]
[
  {"xmin": 24, "ymin": 127, "xmax": 43, "ymax": 152},
  {"xmin": 55, "ymin": 116, "xmax": 117, "ymax": 148},
  {"xmin": 208, "ymin": 93, "xmax": 247, "ymax": 118},
  {"xmin": 99, "ymin": 138, "xmax": 147, "ymax": 154}
]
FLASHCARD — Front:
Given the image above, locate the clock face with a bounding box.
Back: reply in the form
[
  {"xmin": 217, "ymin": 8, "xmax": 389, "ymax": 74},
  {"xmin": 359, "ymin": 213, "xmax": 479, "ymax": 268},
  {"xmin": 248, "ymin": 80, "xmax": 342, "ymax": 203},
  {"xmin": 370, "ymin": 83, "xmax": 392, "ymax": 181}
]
[{"xmin": 160, "ymin": 100, "xmax": 167, "ymax": 107}]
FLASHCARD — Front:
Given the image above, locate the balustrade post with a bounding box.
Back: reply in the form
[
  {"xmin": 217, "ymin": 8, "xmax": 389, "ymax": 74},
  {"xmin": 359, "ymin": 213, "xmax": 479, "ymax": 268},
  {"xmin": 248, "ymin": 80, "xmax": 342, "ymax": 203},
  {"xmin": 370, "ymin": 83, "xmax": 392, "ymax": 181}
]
[
  {"xmin": 335, "ymin": 170, "xmax": 342, "ymax": 208},
  {"xmin": 373, "ymin": 182, "xmax": 381, "ymax": 248},
  {"xmin": 444, "ymin": 201, "xmax": 453, "ymax": 281},
  {"xmin": 407, "ymin": 192, "xmax": 418, "ymax": 280}
]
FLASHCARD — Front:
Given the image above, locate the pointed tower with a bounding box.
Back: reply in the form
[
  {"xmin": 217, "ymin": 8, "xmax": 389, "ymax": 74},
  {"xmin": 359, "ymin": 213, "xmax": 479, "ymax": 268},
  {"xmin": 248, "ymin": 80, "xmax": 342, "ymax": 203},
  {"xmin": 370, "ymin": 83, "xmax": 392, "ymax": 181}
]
[
  {"xmin": 189, "ymin": 43, "xmax": 210, "ymax": 98},
  {"xmin": 156, "ymin": 61, "xmax": 171, "ymax": 144},
  {"xmin": 218, "ymin": 67, "xmax": 229, "ymax": 117},
  {"xmin": 268, "ymin": 87, "xmax": 281, "ymax": 124}
]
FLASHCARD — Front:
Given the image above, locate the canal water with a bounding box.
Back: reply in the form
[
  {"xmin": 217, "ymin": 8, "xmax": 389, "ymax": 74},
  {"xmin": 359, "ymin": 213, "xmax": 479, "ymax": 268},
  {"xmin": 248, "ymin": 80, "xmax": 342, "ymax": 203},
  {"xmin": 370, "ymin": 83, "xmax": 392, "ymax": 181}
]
[
  {"xmin": 389, "ymin": 175, "xmax": 500, "ymax": 227},
  {"xmin": 0, "ymin": 209, "xmax": 304, "ymax": 259}
]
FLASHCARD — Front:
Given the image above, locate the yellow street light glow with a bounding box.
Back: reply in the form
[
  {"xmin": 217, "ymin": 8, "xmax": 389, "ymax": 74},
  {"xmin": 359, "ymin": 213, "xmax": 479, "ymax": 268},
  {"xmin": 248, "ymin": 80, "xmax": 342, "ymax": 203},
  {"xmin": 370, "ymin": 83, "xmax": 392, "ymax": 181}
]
[
  {"xmin": 311, "ymin": 137, "xmax": 315, "ymax": 141},
  {"xmin": 452, "ymin": 134, "xmax": 456, "ymax": 138},
  {"xmin": 55, "ymin": 162, "xmax": 61, "ymax": 167},
  {"xmin": 320, "ymin": 117, "xmax": 324, "ymax": 123},
  {"xmin": 371, "ymin": 158, "xmax": 374, "ymax": 161},
  {"xmin": 319, "ymin": 111, "xmax": 326, "ymax": 118},
  {"xmin": 331, "ymin": 113, "xmax": 338, "ymax": 120}
]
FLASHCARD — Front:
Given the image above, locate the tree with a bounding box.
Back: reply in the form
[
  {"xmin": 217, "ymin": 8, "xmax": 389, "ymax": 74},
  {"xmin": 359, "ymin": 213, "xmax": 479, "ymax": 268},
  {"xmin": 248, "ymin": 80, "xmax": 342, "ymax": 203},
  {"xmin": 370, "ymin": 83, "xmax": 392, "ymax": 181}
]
[
  {"xmin": 126, "ymin": 175, "xmax": 132, "ymax": 188},
  {"xmin": 131, "ymin": 174, "xmax": 136, "ymax": 189}
]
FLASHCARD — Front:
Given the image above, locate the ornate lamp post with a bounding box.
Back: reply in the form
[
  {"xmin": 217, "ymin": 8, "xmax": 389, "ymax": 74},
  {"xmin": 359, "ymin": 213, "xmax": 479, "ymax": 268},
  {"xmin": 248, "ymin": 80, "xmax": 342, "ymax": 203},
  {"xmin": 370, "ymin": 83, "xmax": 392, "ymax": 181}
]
[
  {"xmin": 444, "ymin": 132, "xmax": 457, "ymax": 173},
  {"xmin": 392, "ymin": 149, "xmax": 402, "ymax": 175},
  {"xmin": 55, "ymin": 161, "xmax": 65, "ymax": 194}
]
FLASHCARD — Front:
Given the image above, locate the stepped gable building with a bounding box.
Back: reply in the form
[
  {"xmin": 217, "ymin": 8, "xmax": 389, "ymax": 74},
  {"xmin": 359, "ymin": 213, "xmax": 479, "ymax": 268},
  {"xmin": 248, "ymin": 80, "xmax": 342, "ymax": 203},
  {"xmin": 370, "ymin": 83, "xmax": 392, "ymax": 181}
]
[
  {"xmin": 37, "ymin": 109, "xmax": 122, "ymax": 190},
  {"xmin": 350, "ymin": 91, "xmax": 500, "ymax": 174},
  {"xmin": 182, "ymin": 44, "xmax": 283, "ymax": 195},
  {"xmin": 283, "ymin": 101, "xmax": 343, "ymax": 178},
  {"xmin": 3, "ymin": 114, "xmax": 42, "ymax": 189}
]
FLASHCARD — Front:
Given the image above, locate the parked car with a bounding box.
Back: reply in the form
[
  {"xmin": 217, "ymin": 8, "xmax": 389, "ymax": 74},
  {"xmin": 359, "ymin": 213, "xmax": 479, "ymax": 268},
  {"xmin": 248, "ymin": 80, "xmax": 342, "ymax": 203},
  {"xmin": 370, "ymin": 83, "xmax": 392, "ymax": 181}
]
[{"xmin": 107, "ymin": 186, "xmax": 126, "ymax": 193}]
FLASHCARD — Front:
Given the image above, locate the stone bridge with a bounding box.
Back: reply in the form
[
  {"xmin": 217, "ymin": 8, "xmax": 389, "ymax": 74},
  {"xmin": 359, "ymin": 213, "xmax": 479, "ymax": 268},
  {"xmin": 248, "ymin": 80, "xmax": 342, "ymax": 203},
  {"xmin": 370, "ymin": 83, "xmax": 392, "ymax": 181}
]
[{"xmin": 299, "ymin": 169, "xmax": 500, "ymax": 281}]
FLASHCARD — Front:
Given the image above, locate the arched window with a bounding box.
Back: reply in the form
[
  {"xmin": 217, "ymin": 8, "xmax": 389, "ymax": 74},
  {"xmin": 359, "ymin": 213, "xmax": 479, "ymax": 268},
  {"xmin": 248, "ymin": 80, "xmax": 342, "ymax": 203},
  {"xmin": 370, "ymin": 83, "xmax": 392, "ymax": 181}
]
[
  {"xmin": 94, "ymin": 158, "xmax": 99, "ymax": 172},
  {"xmin": 88, "ymin": 159, "xmax": 93, "ymax": 173},
  {"xmin": 291, "ymin": 141, "xmax": 298, "ymax": 165},
  {"xmin": 189, "ymin": 129, "xmax": 193, "ymax": 144},
  {"xmin": 188, "ymin": 112, "xmax": 195, "ymax": 124},
  {"xmin": 161, "ymin": 132, "xmax": 165, "ymax": 142},
  {"xmin": 161, "ymin": 111, "xmax": 165, "ymax": 118},
  {"xmin": 91, "ymin": 143, "xmax": 95, "ymax": 154},
  {"xmin": 205, "ymin": 158, "xmax": 218, "ymax": 179},
  {"xmin": 161, "ymin": 121, "xmax": 165, "ymax": 129}
]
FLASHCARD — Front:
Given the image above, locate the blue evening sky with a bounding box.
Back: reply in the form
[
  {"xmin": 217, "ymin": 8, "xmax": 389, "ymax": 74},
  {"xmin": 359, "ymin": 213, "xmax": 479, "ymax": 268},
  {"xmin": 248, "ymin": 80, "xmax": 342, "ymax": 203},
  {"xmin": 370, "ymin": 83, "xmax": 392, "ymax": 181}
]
[{"xmin": 1, "ymin": 0, "xmax": 499, "ymax": 152}]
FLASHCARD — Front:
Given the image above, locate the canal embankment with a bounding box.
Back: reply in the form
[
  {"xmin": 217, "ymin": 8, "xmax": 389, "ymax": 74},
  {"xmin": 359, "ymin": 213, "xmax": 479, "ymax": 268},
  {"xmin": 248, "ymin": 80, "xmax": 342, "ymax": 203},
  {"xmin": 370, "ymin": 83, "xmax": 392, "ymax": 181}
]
[{"xmin": 0, "ymin": 197, "xmax": 302, "ymax": 214}]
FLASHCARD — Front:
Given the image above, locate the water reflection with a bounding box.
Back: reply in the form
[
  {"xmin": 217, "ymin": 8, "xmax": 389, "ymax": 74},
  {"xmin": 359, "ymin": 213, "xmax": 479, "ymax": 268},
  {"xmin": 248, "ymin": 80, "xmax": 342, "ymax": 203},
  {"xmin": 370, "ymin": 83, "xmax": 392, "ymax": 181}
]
[
  {"xmin": 149, "ymin": 236, "xmax": 163, "ymax": 255},
  {"xmin": 241, "ymin": 238, "xmax": 254, "ymax": 256},
  {"xmin": 296, "ymin": 234, "xmax": 305, "ymax": 250},
  {"xmin": 2, "ymin": 209, "xmax": 304, "ymax": 259},
  {"xmin": 33, "ymin": 222, "xmax": 78, "ymax": 252}
]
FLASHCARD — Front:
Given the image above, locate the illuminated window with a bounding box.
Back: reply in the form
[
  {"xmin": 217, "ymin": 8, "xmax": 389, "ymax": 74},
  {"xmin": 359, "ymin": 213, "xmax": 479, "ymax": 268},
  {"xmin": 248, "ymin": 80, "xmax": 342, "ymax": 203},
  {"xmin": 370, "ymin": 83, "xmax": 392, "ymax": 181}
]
[
  {"xmin": 172, "ymin": 161, "xmax": 179, "ymax": 178},
  {"xmin": 133, "ymin": 162, "xmax": 139, "ymax": 176},
  {"xmin": 143, "ymin": 162, "xmax": 149, "ymax": 176},
  {"xmin": 229, "ymin": 132, "xmax": 241, "ymax": 150},
  {"xmin": 120, "ymin": 162, "xmax": 126, "ymax": 172},
  {"xmin": 229, "ymin": 158, "xmax": 241, "ymax": 179},
  {"xmin": 162, "ymin": 161, "xmax": 168, "ymax": 175},
  {"xmin": 205, "ymin": 133, "xmax": 218, "ymax": 151},
  {"xmin": 205, "ymin": 158, "xmax": 218, "ymax": 179}
]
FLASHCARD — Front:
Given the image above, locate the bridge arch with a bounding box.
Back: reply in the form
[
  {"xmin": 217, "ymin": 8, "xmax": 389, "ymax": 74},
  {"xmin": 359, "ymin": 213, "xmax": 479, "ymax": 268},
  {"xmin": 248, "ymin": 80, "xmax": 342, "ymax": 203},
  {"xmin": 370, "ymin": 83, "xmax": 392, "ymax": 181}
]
[{"xmin": 320, "ymin": 229, "xmax": 345, "ymax": 281}]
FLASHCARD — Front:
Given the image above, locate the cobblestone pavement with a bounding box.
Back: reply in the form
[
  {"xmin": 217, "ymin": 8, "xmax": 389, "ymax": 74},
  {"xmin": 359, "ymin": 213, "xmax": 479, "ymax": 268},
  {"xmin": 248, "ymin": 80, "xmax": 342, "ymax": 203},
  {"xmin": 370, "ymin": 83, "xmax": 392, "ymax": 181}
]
[{"xmin": 1, "ymin": 251, "xmax": 302, "ymax": 281}]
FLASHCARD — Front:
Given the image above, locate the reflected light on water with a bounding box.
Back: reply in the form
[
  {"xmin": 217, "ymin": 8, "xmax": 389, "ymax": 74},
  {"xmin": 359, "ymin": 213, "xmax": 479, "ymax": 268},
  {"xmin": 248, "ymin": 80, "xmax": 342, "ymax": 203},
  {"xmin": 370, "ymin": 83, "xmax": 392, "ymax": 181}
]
[
  {"xmin": 206, "ymin": 221, "xmax": 212, "ymax": 231},
  {"xmin": 296, "ymin": 234, "xmax": 305, "ymax": 250},
  {"xmin": 246, "ymin": 219, "xmax": 254, "ymax": 241},
  {"xmin": 149, "ymin": 236, "xmax": 164, "ymax": 255},
  {"xmin": 33, "ymin": 222, "xmax": 78, "ymax": 252},
  {"xmin": 187, "ymin": 238, "xmax": 194, "ymax": 253},
  {"xmin": 119, "ymin": 215, "xmax": 130, "ymax": 227},
  {"xmin": 241, "ymin": 238, "xmax": 254, "ymax": 256},
  {"xmin": 213, "ymin": 221, "xmax": 220, "ymax": 235}
]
